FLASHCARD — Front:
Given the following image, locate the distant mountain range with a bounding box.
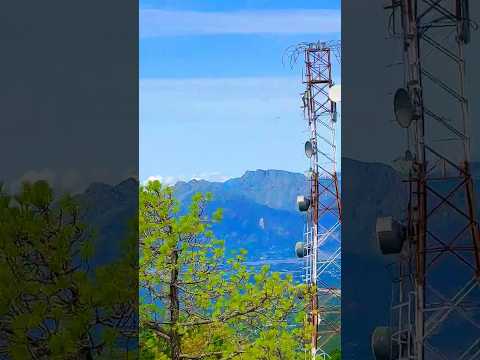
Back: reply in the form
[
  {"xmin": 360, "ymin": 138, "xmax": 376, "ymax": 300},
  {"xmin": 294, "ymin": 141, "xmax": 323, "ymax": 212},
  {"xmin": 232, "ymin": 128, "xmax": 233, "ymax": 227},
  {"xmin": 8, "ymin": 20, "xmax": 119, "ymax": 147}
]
[
  {"xmin": 175, "ymin": 170, "xmax": 307, "ymax": 252},
  {"xmin": 174, "ymin": 169, "xmax": 311, "ymax": 282},
  {"xmin": 174, "ymin": 169, "xmax": 308, "ymax": 213},
  {"xmin": 174, "ymin": 169, "xmax": 343, "ymax": 285}
]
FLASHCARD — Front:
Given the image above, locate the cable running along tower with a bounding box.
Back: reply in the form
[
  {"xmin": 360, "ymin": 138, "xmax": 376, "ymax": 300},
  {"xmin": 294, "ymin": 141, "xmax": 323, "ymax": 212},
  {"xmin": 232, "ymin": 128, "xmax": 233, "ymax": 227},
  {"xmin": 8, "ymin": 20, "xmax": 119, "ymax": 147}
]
[
  {"xmin": 373, "ymin": 1, "xmax": 480, "ymax": 359},
  {"xmin": 295, "ymin": 41, "xmax": 341, "ymax": 360}
]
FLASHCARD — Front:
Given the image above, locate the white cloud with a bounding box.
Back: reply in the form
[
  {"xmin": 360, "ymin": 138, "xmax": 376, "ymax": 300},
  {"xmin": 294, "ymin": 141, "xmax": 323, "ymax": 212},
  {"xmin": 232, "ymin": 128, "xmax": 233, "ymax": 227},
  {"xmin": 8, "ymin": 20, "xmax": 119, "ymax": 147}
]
[
  {"xmin": 139, "ymin": 76, "xmax": 340, "ymax": 126},
  {"xmin": 140, "ymin": 76, "xmax": 304, "ymax": 125},
  {"xmin": 140, "ymin": 76, "xmax": 340, "ymax": 98},
  {"xmin": 140, "ymin": 9, "xmax": 340, "ymax": 37},
  {"xmin": 144, "ymin": 175, "xmax": 185, "ymax": 186}
]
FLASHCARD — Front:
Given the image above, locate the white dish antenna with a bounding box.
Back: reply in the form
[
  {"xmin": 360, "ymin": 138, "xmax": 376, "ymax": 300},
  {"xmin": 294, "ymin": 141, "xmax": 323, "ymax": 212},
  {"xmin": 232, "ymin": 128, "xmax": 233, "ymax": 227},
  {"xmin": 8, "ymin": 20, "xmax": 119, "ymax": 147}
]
[
  {"xmin": 328, "ymin": 84, "xmax": 341, "ymax": 102},
  {"xmin": 392, "ymin": 150, "xmax": 414, "ymax": 176},
  {"xmin": 305, "ymin": 141, "xmax": 314, "ymax": 158},
  {"xmin": 304, "ymin": 168, "xmax": 313, "ymax": 179},
  {"xmin": 393, "ymin": 88, "xmax": 414, "ymax": 128}
]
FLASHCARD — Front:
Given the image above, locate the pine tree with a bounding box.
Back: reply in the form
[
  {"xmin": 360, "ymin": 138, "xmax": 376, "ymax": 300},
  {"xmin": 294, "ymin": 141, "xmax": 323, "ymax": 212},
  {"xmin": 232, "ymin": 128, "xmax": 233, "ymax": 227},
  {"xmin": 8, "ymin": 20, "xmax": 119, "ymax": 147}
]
[
  {"xmin": 139, "ymin": 181, "xmax": 308, "ymax": 360},
  {"xmin": 0, "ymin": 181, "xmax": 137, "ymax": 359}
]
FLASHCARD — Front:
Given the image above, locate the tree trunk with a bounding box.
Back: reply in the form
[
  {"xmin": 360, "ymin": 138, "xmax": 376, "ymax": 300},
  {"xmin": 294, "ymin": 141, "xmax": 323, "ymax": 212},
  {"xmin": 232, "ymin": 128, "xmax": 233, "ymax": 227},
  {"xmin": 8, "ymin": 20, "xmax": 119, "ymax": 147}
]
[{"xmin": 170, "ymin": 249, "xmax": 181, "ymax": 360}]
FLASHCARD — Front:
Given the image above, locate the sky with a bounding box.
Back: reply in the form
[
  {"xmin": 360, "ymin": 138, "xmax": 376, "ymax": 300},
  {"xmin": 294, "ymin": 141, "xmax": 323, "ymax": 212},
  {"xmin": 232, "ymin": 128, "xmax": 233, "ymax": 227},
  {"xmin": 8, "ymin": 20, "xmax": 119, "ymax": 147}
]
[{"xmin": 140, "ymin": 0, "xmax": 341, "ymax": 184}]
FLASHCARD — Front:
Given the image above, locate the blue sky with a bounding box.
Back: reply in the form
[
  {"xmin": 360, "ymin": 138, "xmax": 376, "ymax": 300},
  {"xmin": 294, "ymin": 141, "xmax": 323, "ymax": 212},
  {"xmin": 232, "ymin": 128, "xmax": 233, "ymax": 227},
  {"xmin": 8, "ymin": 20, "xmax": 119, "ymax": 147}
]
[{"xmin": 140, "ymin": 0, "xmax": 340, "ymax": 184}]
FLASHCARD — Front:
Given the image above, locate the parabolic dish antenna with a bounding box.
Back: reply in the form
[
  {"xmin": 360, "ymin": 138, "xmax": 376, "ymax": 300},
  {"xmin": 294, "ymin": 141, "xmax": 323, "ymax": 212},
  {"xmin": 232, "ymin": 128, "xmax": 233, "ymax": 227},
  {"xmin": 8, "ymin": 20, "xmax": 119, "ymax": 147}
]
[
  {"xmin": 305, "ymin": 141, "xmax": 314, "ymax": 158},
  {"xmin": 304, "ymin": 168, "xmax": 313, "ymax": 179},
  {"xmin": 328, "ymin": 84, "xmax": 341, "ymax": 102},
  {"xmin": 393, "ymin": 88, "xmax": 414, "ymax": 128},
  {"xmin": 392, "ymin": 150, "xmax": 414, "ymax": 177}
]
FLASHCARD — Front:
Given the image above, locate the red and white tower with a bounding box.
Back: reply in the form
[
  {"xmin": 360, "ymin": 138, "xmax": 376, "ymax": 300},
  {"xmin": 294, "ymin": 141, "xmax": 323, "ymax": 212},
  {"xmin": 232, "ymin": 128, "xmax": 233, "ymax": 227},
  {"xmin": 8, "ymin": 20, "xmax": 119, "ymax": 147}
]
[{"xmin": 295, "ymin": 41, "xmax": 341, "ymax": 360}]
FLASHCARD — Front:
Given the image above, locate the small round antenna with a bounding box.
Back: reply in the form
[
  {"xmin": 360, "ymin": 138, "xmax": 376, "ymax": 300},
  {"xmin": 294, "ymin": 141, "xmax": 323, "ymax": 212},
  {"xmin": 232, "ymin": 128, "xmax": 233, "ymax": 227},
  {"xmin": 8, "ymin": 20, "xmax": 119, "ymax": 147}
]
[
  {"xmin": 328, "ymin": 84, "xmax": 341, "ymax": 102},
  {"xmin": 392, "ymin": 150, "xmax": 415, "ymax": 177},
  {"xmin": 393, "ymin": 88, "xmax": 414, "ymax": 128},
  {"xmin": 304, "ymin": 168, "xmax": 313, "ymax": 179},
  {"xmin": 305, "ymin": 141, "xmax": 314, "ymax": 158}
]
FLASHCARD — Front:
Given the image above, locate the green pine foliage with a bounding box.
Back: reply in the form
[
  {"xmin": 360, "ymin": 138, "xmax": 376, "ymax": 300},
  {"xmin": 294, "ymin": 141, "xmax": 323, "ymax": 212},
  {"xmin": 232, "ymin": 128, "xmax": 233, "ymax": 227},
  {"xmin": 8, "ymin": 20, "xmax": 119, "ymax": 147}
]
[
  {"xmin": 0, "ymin": 181, "xmax": 137, "ymax": 359},
  {"xmin": 140, "ymin": 181, "xmax": 309, "ymax": 360}
]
